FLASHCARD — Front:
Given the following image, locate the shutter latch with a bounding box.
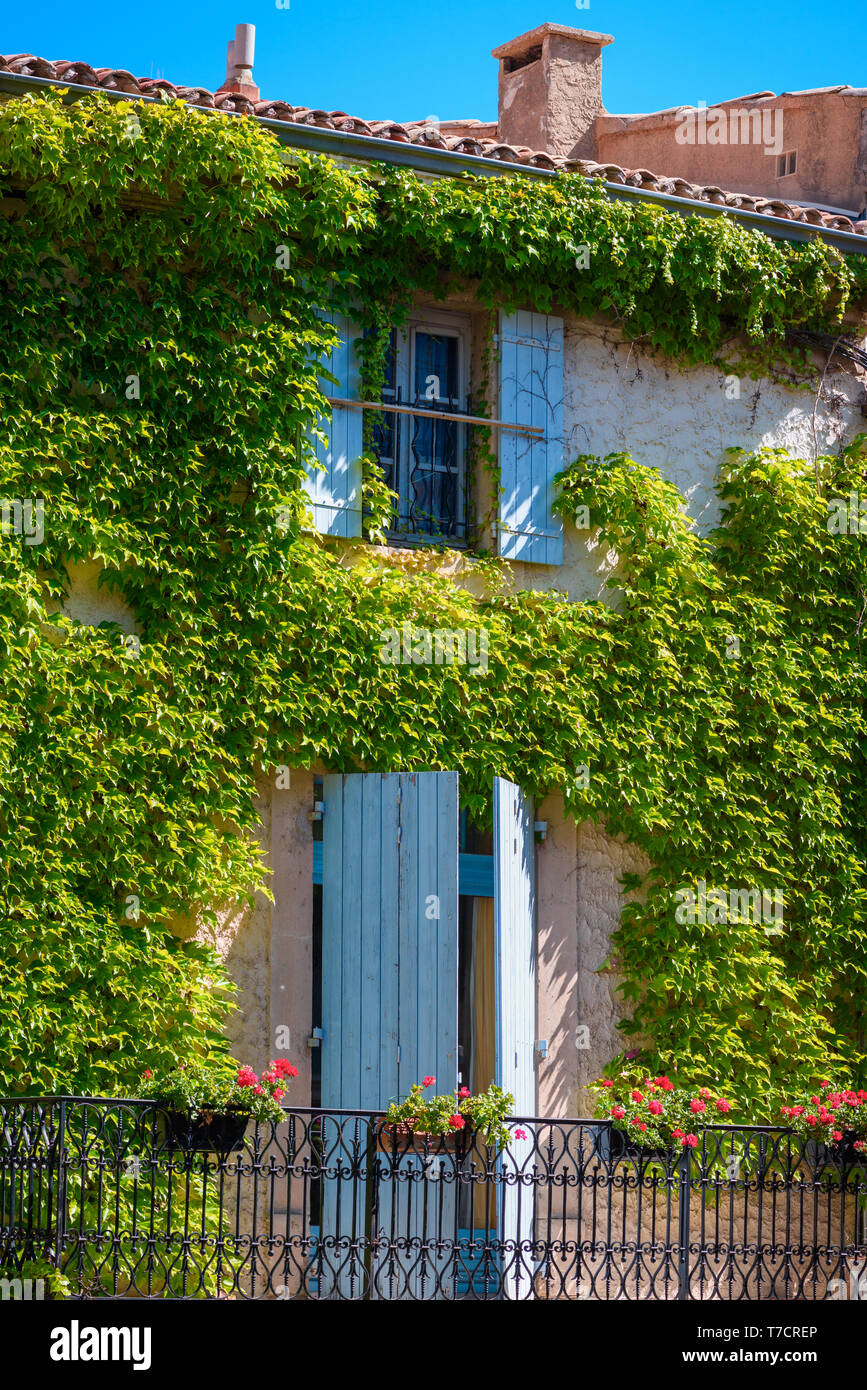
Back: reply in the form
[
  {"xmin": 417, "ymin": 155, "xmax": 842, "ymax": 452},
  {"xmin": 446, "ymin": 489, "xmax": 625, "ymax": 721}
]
[{"xmin": 307, "ymin": 800, "xmax": 325, "ymax": 823}]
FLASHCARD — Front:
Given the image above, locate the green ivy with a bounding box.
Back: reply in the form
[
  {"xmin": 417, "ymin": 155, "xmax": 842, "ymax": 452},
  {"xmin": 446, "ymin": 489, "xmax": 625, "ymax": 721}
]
[{"xmin": 0, "ymin": 90, "xmax": 865, "ymax": 1112}]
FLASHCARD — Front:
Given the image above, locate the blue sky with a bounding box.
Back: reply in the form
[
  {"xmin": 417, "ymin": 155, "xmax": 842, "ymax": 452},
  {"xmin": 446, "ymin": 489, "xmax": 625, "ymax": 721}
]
[{"xmin": 3, "ymin": 0, "xmax": 862, "ymax": 125}]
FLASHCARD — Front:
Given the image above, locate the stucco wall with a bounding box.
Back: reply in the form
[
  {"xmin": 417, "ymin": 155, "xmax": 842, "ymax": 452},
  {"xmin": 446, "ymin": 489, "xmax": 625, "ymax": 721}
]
[
  {"xmin": 510, "ymin": 315, "xmax": 867, "ymax": 603},
  {"xmin": 596, "ymin": 92, "xmax": 867, "ymax": 214}
]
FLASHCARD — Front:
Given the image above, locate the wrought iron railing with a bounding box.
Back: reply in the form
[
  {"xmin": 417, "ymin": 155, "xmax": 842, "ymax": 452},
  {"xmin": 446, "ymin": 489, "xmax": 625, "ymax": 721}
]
[{"xmin": 1, "ymin": 1098, "xmax": 865, "ymax": 1300}]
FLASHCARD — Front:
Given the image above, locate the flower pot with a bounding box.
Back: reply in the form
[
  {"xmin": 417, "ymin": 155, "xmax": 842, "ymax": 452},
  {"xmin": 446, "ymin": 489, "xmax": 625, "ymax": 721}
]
[
  {"xmin": 375, "ymin": 1119, "xmax": 471, "ymax": 1157},
  {"xmin": 607, "ymin": 1125, "xmax": 675, "ymax": 1166},
  {"xmin": 813, "ymin": 1129, "xmax": 866, "ymax": 1170},
  {"xmin": 162, "ymin": 1108, "xmax": 249, "ymax": 1154}
]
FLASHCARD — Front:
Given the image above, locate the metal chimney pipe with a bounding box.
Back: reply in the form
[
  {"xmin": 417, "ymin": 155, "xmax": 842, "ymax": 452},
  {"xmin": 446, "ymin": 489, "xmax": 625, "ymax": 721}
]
[
  {"xmin": 226, "ymin": 23, "xmax": 255, "ymax": 84},
  {"xmin": 232, "ymin": 23, "xmax": 255, "ymax": 75}
]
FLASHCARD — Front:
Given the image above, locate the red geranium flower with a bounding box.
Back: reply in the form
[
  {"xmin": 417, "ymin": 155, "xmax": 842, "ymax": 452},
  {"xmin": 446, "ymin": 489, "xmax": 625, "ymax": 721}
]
[
  {"xmin": 448, "ymin": 1114, "xmax": 465, "ymax": 1130},
  {"xmin": 423, "ymin": 1076, "xmax": 435, "ymax": 1088}
]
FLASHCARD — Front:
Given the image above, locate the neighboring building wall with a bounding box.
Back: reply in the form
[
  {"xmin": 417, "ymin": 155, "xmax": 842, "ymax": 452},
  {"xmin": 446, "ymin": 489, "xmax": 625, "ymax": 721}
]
[{"xmin": 596, "ymin": 92, "xmax": 867, "ymax": 214}]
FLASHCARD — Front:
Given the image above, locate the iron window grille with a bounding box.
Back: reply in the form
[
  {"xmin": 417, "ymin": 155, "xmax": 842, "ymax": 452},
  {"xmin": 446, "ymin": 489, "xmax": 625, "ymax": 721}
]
[{"xmin": 373, "ymin": 316, "xmax": 472, "ymax": 547}]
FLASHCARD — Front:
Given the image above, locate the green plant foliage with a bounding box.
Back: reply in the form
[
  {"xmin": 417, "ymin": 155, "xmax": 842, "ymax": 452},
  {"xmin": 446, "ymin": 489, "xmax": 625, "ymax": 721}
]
[
  {"xmin": 0, "ymin": 90, "xmax": 865, "ymax": 1108},
  {"xmin": 555, "ymin": 440, "xmax": 867, "ymax": 1109}
]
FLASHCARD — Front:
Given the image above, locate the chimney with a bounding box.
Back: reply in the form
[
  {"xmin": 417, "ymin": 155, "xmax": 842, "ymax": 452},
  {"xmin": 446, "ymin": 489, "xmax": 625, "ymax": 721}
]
[
  {"xmin": 218, "ymin": 22, "xmax": 260, "ymax": 102},
  {"xmin": 492, "ymin": 23, "xmax": 613, "ymax": 160}
]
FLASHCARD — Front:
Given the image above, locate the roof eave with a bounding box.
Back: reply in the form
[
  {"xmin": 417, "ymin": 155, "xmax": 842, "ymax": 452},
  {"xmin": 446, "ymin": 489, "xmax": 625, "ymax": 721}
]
[{"xmin": 1, "ymin": 70, "xmax": 865, "ymax": 257}]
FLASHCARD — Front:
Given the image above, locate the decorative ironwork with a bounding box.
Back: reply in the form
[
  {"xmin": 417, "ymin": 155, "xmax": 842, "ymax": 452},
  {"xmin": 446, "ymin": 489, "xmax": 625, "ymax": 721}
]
[
  {"xmin": 1, "ymin": 1099, "xmax": 865, "ymax": 1300},
  {"xmin": 374, "ymin": 387, "xmax": 471, "ymax": 546}
]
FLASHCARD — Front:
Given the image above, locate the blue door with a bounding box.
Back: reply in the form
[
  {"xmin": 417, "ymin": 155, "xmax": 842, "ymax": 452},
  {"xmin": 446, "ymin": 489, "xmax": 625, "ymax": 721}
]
[{"xmin": 318, "ymin": 772, "xmax": 459, "ymax": 1297}]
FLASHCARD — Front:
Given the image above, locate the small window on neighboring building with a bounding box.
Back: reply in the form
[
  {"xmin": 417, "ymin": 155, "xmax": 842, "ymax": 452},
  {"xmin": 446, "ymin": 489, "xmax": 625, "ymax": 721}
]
[{"xmin": 777, "ymin": 151, "xmax": 797, "ymax": 177}]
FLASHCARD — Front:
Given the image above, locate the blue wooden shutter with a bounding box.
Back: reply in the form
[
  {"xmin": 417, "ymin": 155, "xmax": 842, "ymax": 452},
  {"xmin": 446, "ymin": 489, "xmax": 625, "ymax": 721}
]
[
  {"xmin": 320, "ymin": 771, "xmax": 458, "ymax": 1109},
  {"xmin": 304, "ymin": 311, "xmax": 363, "ymax": 538},
  {"xmin": 493, "ymin": 775, "xmax": 536, "ymax": 1299},
  {"xmin": 497, "ymin": 310, "xmax": 564, "ymax": 566}
]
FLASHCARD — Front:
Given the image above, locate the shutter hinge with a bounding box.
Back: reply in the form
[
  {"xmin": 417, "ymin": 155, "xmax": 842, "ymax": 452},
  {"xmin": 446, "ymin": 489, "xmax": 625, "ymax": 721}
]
[
  {"xmin": 306, "ymin": 1027, "xmax": 324, "ymax": 1049},
  {"xmin": 535, "ymin": 1039, "xmax": 549, "ymax": 1060},
  {"xmin": 534, "ymin": 820, "xmax": 548, "ymax": 842},
  {"xmin": 307, "ymin": 799, "xmax": 325, "ymax": 823}
]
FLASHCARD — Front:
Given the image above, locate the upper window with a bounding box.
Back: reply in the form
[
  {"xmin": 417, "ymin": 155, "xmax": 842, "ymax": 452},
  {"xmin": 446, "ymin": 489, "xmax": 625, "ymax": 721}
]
[
  {"xmin": 777, "ymin": 151, "xmax": 797, "ymax": 177},
  {"xmin": 373, "ymin": 309, "xmax": 472, "ymax": 546}
]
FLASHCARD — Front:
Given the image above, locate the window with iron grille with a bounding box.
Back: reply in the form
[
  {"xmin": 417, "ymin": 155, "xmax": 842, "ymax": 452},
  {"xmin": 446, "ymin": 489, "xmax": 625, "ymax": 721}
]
[{"xmin": 372, "ymin": 310, "xmax": 472, "ymax": 546}]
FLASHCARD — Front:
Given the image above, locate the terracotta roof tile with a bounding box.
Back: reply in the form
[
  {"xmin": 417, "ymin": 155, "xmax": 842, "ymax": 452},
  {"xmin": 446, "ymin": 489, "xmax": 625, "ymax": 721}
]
[{"xmin": 0, "ymin": 52, "xmax": 864, "ymax": 237}]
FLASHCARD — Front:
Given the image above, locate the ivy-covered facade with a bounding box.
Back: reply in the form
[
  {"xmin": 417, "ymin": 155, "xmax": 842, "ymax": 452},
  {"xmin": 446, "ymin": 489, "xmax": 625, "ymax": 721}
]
[{"xmin": 1, "ymin": 89, "xmax": 867, "ymax": 1119}]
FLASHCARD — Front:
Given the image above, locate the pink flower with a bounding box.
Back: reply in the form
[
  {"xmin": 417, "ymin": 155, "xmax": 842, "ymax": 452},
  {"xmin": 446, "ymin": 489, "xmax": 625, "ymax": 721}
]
[
  {"xmin": 689, "ymin": 1099, "xmax": 706, "ymax": 1115},
  {"xmin": 274, "ymin": 1089, "xmax": 285, "ymax": 1101},
  {"xmin": 631, "ymin": 1090, "xmax": 644, "ymax": 1102},
  {"xmin": 682, "ymin": 1134, "xmax": 699, "ymax": 1148},
  {"xmin": 637, "ymin": 1122, "xmax": 648, "ymax": 1132},
  {"xmin": 514, "ymin": 1128, "xmax": 528, "ymax": 1140},
  {"xmin": 833, "ymin": 1130, "xmax": 843, "ymax": 1142},
  {"xmin": 237, "ymin": 1066, "xmax": 258, "ymax": 1088},
  {"xmin": 448, "ymin": 1114, "xmax": 465, "ymax": 1130},
  {"xmin": 143, "ymin": 1069, "xmax": 152, "ymax": 1080},
  {"xmin": 253, "ymin": 1085, "xmax": 263, "ymax": 1096},
  {"xmin": 611, "ymin": 1106, "xmax": 626, "ymax": 1120},
  {"xmin": 648, "ymin": 1099, "xmax": 663, "ymax": 1116},
  {"xmin": 655, "ymin": 1076, "xmax": 674, "ymax": 1092},
  {"xmin": 599, "ymin": 1080, "xmax": 614, "ymax": 1088},
  {"xmin": 423, "ymin": 1076, "xmax": 435, "ymax": 1088},
  {"xmin": 716, "ymin": 1098, "xmax": 731, "ymax": 1114},
  {"xmin": 458, "ymin": 1087, "xmax": 470, "ymax": 1098}
]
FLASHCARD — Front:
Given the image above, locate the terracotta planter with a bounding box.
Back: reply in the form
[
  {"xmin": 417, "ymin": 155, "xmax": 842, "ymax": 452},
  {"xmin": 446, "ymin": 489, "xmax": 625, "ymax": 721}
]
[{"xmin": 375, "ymin": 1119, "xmax": 471, "ymax": 1157}]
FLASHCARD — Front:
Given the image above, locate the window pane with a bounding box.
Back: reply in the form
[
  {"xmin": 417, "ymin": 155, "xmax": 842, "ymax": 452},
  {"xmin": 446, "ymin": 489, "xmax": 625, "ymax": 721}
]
[{"xmin": 409, "ymin": 332, "xmax": 462, "ymax": 538}]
